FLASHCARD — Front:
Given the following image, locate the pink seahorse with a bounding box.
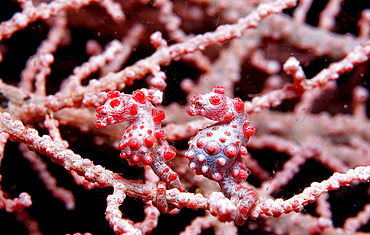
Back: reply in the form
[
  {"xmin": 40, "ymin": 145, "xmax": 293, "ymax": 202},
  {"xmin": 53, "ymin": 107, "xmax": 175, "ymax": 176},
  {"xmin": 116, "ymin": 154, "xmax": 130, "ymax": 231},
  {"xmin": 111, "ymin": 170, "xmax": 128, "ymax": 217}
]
[{"xmin": 185, "ymin": 86, "xmax": 258, "ymax": 223}]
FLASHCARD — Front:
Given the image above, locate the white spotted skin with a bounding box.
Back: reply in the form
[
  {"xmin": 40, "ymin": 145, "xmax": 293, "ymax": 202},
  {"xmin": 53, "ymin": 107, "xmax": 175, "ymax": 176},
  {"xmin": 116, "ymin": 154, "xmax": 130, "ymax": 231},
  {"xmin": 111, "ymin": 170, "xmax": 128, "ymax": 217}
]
[
  {"xmin": 186, "ymin": 87, "xmax": 259, "ymax": 220},
  {"xmin": 186, "ymin": 118, "xmax": 251, "ymax": 182},
  {"xmin": 185, "ymin": 87, "xmax": 257, "ymax": 200}
]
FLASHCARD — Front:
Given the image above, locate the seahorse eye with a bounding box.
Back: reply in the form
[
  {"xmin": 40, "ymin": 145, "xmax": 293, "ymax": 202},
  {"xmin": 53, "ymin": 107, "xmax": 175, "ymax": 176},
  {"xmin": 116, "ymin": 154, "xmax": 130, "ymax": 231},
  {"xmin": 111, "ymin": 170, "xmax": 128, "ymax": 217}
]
[{"xmin": 195, "ymin": 101, "xmax": 203, "ymax": 108}]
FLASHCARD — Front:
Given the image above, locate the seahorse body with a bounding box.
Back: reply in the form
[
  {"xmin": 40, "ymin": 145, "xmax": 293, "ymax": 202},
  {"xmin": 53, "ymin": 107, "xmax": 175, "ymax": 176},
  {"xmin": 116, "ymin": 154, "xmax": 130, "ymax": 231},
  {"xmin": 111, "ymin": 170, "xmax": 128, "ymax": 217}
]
[
  {"xmin": 185, "ymin": 86, "xmax": 258, "ymax": 222},
  {"xmin": 96, "ymin": 90, "xmax": 181, "ymax": 189}
]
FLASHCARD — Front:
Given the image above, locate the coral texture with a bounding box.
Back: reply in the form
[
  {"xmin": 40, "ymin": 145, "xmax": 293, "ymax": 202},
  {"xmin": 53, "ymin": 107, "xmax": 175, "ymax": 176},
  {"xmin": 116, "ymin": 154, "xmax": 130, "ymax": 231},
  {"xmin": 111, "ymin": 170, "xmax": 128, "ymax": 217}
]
[{"xmin": 0, "ymin": 0, "xmax": 369, "ymax": 234}]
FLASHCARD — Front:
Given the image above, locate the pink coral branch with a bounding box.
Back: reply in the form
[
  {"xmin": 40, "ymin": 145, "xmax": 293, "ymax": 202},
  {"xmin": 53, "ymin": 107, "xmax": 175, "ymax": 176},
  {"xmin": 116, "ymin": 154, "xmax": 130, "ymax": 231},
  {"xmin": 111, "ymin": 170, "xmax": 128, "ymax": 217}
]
[
  {"xmin": 0, "ymin": 0, "xmax": 123, "ymax": 40},
  {"xmin": 0, "ymin": 0, "xmax": 370, "ymax": 234},
  {"xmin": 250, "ymin": 166, "xmax": 370, "ymax": 218}
]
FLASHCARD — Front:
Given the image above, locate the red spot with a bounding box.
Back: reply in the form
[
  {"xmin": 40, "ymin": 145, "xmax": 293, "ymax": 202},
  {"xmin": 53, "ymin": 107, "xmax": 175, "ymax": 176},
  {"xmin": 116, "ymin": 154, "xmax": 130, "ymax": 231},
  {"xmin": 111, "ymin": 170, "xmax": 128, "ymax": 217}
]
[
  {"xmin": 224, "ymin": 131, "xmax": 231, "ymax": 136},
  {"xmin": 239, "ymin": 146, "xmax": 248, "ymax": 155},
  {"xmin": 236, "ymin": 170, "xmax": 248, "ymax": 179},
  {"xmin": 109, "ymin": 99, "xmax": 121, "ymax": 108},
  {"xmin": 209, "ymin": 95, "xmax": 221, "ymax": 105},
  {"xmin": 204, "ymin": 141, "xmax": 221, "ymax": 155},
  {"xmin": 213, "ymin": 86, "xmax": 225, "ymax": 94},
  {"xmin": 216, "ymin": 158, "xmax": 226, "ymax": 166},
  {"xmin": 196, "ymin": 137, "xmax": 206, "ymax": 148},
  {"xmin": 164, "ymin": 150, "xmax": 176, "ymax": 160},
  {"xmin": 238, "ymin": 163, "xmax": 246, "ymax": 170},
  {"xmin": 128, "ymin": 137, "xmax": 141, "ymax": 151},
  {"xmin": 235, "ymin": 185, "xmax": 243, "ymax": 191},
  {"xmin": 201, "ymin": 166, "xmax": 209, "ymax": 173},
  {"xmin": 96, "ymin": 106, "xmax": 103, "ymax": 113},
  {"xmin": 155, "ymin": 129, "xmax": 165, "ymax": 139},
  {"xmin": 106, "ymin": 117, "xmax": 113, "ymax": 123},
  {"xmin": 130, "ymin": 104, "xmax": 138, "ymax": 115},
  {"xmin": 168, "ymin": 173, "xmax": 178, "ymax": 182},
  {"xmin": 132, "ymin": 90, "xmax": 146, "ymax": 104},
  {"xmin": 243, "ymin": 122, "xmax": 256, "ymax": 137},
  {"xmin": 219, "ymin": 137, "xmax": 226, "ymax": 143},
  {"xmin": 233, "ymin": 98, "xmax": 244, "ymax": 113},
  {"xmin": 162, "ymin": 167, "xmax": 169, "ymax": 173},
  {"xmin": 224, "ymin": 144, "xmax": 237, "ymax": 158},
  {"xmin": 120, "ymin": 152, "xmax": 127, "ymax": 159},
  {"xmin": 118, "ymin": 142, "xmax": 125, "ymax": 150},
  {"xmin": 107, "ymin": 91, "xmax": 120, "ymax": 99},
  {"xmin": 152, "ymin": 109, "xmax": 165, "ymax": 124},
  {"xmin": 144, "ymin": 136, "xmax": 155, "ymax": 148},
  {"xmin": 142, "ymin": 154, "xmax": 153, "ymax": 164},
  {"xmin": 95, "ymin": 120, "xmax": 106, "ymax": 128},
  {"xmin": 224, "ymin": 112, "xmax": 234, "ymax": 120},
  {"xmin": 239, "ymin": 205, "xmax": 249, "ymax": 215},
  {"xmin": 206, "ymin": 132, "xmax": 213, "ymax": 137},
  {"xmin": 197, "ymin": 154, "xmax": 206, "ymax": 162},
  {"xmin": 212, "ymin": 172, "xmax": 223, "ymax": 181}
]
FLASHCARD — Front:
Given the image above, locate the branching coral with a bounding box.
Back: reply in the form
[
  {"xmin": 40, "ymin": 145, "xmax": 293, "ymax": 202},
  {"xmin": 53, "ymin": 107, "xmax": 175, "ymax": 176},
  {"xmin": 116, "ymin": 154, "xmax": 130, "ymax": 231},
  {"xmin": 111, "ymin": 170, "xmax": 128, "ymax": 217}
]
[{"xmin": 0, "ymin": 0, "xmax": 369, "ymax": 234}]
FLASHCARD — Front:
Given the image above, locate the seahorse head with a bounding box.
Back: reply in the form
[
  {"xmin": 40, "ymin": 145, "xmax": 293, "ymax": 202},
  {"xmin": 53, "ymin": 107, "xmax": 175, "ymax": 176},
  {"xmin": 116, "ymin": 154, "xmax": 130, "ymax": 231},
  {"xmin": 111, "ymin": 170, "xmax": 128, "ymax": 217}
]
[{"xmin": 95, "ymin": 90, "xmax": 144, "ymax": 128}]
